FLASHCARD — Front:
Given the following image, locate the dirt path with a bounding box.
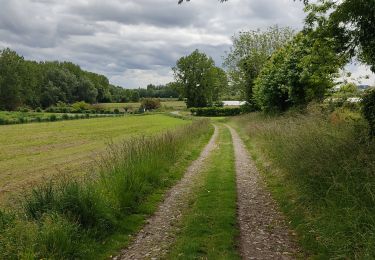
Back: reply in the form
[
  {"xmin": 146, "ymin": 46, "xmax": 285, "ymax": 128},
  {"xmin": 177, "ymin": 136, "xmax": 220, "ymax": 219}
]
[
  {"xmin": 226, "ymin": 125, "xmax": 299, "ymax": 260},
  {"xmin": 114, "ymin": 125, "xmax": 219, "ymax": 260}
]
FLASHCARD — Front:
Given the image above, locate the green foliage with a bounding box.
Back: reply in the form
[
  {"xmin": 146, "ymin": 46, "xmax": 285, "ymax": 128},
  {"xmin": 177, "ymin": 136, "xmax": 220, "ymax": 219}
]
[
  {"xmin": 0, "ymin": 48, "xmax": 24, "ymax": 111},
  {"xmin": 173, "ymin": 49, "xmax": 227, "ymax": 108},
  {"xmin": 140, "ymin": 98, "xmax": 161, "ymax": 110},
  {"xmin": 224, "ymin": 26, "xmax": 294, "ymax": 104},
  {"xmin": 304, "ymin": 0, "xmax": 375, "ymax": 72},
  {"xmin": 254, "ymin": 32, "xmax": 346, "ymax": 112},
  {"xmin": 71, "ymin": 101, "xmax": 93, "ymax": 112},
  {"xmin": 327, "ymin": 83, "xmax": 362, "ymax": 110},
  {"xmin": 362, "ymin": 89, "xmax": 375, "ymax": 136},
  {"xmin": 191, "ymin": 107, "xmax": 241, "ymax": 117}
]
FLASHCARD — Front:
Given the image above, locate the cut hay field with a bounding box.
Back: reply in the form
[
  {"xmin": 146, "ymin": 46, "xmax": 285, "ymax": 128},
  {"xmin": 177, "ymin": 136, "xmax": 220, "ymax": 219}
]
[
  {"xmin": 0, "ymin": 114, "xmax": 189, "ymax": 203},
  {"xmin": 100, "ymin": 100, "xmax": 187, "ymax": 112}
]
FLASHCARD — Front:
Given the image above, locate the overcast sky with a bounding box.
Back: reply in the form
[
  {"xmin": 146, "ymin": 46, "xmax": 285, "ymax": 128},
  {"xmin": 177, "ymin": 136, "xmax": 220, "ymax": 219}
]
[{"xmin": 0, "ymin": 0, "xmax": 373, "ymax": 88}]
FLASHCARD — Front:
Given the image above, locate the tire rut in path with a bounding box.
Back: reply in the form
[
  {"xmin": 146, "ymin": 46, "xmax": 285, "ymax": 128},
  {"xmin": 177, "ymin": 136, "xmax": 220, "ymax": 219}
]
[
  {"xmin": 226, "ymin": 125, "xmax": 299, "ymax": 260},
  {"xmin": 114, "ymin": 125, "xmax": 219, "ymax": 260}
]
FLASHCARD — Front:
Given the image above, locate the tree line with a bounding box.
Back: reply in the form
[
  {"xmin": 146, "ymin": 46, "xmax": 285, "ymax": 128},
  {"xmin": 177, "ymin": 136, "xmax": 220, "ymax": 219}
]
[
  {"xmin": 174, "ymin": 0, "xmax": 374, "ymax": 115},
  {"xmin": 0, "ymin": 48, "xmax": 179, "ymax": 111}
]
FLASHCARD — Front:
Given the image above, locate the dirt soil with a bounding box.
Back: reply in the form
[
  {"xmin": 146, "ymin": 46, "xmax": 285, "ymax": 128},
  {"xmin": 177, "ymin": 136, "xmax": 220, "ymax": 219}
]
[{"xmin": 226, "ymin": 125, "xmax": 300, "ymax": 260}]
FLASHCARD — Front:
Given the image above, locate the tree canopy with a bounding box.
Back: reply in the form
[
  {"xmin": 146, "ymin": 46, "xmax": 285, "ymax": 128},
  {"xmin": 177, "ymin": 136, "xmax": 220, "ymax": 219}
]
[
  {"xmin": 173, "ymin": 49, "xmax": 227, "ymax": 108},
  {"xmin": 254, "ymin": 31, "xmax": 346, "ymax": 112},
  {"xmin": 223, "ymin": 26, "xmax": 294, "ymax": 106},
  {"xmin": 303, "ymin": 0, "xmax": 375, "ymax": 72},
  {"xmin": 0, "ymin": 48, "xmax": 180, "ymax": 111}
]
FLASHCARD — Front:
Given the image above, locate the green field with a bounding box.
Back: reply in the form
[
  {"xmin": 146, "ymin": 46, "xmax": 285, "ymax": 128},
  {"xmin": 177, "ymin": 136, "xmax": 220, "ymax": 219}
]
[
  {"xmin": 100, "ymin": 100, "xmax": 187, "ymax": 112},
  {"xmin": 0, "ymin": 114, "xmax": 189, "ymax": 203}
]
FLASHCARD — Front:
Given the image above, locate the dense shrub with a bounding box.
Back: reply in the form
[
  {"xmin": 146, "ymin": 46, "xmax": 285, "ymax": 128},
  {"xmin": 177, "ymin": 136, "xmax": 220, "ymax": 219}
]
[
  {"xmin": 362, "ymin": 89, "xmax": 375, "ymax": 136},
  {"xmin": 18, "ymin": 107, "xmax": 30, "ymax": 113},
  {"xmin": 49, "ymin": 114, "xmax": 57, "ymax": 121},
  {"xmin": 140, "ymin": 98, "xmax": 161, "ymax": 110},
  {"xmin": 61, "ymin": 114, "xmax": 69, "ymax": 120},
  {"xmin": 191, "ymin": 107, "xmax": 241, "ymax": 117},
  {"xmin": 71, "ymin": 101, "xmax": 92, "ymax": 112}
]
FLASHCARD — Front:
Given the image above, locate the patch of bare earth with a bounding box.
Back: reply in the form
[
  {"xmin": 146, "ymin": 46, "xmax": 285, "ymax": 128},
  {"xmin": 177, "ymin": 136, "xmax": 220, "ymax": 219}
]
[
  {"xmin": 226, "ymin": 125, "xmax": 300, "ymax": 260},
  {"xmin": 114, "ymin": 125, "xmax": 218, "ymax": 260}
]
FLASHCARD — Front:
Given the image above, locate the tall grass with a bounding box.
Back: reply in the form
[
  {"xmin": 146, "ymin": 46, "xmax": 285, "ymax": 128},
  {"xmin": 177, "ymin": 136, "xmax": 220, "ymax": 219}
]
[
  {"xmin": 231, "ymin": 110, "xmax": 375, "ymax": 258},
  {"xmin": 0, "ymin": 119, "xmax": 212, "ymax": 259}
]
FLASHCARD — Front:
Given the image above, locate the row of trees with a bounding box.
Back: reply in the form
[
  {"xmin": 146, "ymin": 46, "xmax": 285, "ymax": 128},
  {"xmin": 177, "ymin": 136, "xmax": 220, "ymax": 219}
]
[
  {"xmin": 0, "ymin": 48, "xmax": 111, "ymax": 110},
  {"xmin": 109, "ymin": 84, "xmax": 179, "ymax": 103},
  {"xmin": 0, "ymin": 48, "xmax": 179, "ymax": 111}
]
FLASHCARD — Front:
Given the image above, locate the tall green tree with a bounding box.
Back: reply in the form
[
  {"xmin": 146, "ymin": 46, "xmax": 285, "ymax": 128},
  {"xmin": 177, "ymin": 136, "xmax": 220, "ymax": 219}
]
[
  {"xmin": 0, "ymin": 48, "xmax": 24, "ymax": 110},
  {"xmin": 223, "ymin": 26, "xmax": 294, "ymax": 105},
  {"xmin": 254, "ymin": 31, "xmax": 346, "ymax": 112},
  {"xmin": 173, "ymin": 50, "xmax": 226, "ymax": 108}
]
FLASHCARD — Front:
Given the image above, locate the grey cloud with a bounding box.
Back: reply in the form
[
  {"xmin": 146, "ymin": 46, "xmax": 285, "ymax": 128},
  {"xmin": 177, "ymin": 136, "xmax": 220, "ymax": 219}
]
[
  {"xmin": 0, "ymin": 0, "xmax": 308, "ymax": 87},
  {"xmin": 69, "ymin": 0, "xmax": 204, "ymax": 28}
]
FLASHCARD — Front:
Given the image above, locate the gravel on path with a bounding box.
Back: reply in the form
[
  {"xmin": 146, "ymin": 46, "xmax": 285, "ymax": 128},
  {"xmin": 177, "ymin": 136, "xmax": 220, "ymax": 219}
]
[
  {"xmin": 114, "ymin": 125, "xmax": 219, "ymax": 260},
  {"xmin": 226, "ymin": 125, "xmax": 300, "ymax": 260}
]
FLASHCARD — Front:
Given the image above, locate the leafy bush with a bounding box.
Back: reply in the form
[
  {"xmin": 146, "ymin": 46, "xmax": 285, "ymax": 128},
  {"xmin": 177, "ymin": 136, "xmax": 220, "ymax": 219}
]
[
  {"xmin": 62, "ymin": 114, "xmax": 69, "ymax": 120},
  {"xmin": 240, "ymin": 102, "xmax": 258, "ymax": 113},
  {"xmin": 191, "ymin": 107, "xmax": 241, "ymax": 117},
  {"xmin": 140, "ymin": 98, "xmax": 161, "ymax": 110},
  {"xmin": 362, "ymin": 89, "xmax": 375, "ymax": 136},
  {"xmin": 49, "ymin": 114, "xmax": 57, "ymax": 121},
  {"xmin": 35, "ymin": 107, "xmax": 43, "ymax": 113},
  {"xmin": 71, "ymin": 101, "xmax": 92, "ymax": 113},
  {"xmin": 18, "ymin": 106, "xmax": 31, "ymax": 113}
]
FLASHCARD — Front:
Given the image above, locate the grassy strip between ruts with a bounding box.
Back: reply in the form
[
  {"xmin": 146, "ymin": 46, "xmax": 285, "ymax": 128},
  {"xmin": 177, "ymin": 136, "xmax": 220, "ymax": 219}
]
[
  {"xmin": 166, "ymin": 125, "xmax": 240, "ymax": 260},
  {"xmin": 230, "ymin": 111, "xmax": 375, "ymax": 258},
  {"xmin": 0, "ymin": 119, "xmax": 213, "ymax": 259}
]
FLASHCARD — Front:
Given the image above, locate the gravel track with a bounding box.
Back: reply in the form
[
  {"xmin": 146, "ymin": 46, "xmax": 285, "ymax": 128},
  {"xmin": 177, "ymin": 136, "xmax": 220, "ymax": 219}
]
[
  {"xmin": 226, "ymin": 125, "xmax": 300, "ymax": 260},
  {"xmin": 114, "ymin": 125, "xmax": 218, "ymax": 260}
]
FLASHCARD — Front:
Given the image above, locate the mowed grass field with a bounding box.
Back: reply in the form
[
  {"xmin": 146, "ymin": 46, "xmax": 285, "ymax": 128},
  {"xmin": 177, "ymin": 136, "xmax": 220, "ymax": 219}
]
[
  {"xmin": 0, "ymin": 114, "xmax": 189, "ymax": 203},
  {"xmin": 100, "ymin": 100, "xmax": 187, "ymax": 111}
]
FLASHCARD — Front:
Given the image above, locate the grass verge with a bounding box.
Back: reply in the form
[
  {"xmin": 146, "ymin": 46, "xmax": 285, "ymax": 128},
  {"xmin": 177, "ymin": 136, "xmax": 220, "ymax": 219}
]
[
  {"xmin": 230, "ymin": 110, "xmax": 375, "ymax": 258},
  {"xmin": 167, "ymin": 125, "xmax": 239, "ymax": 260},
  {"xmin": 0, "ymin": 119, "xmax": 213, "ymax": 259}
]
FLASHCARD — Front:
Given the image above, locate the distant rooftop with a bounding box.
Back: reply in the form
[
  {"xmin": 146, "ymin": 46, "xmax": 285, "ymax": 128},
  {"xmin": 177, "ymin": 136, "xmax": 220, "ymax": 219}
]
[{"xmin": 222, "ymin": 101, "xmax": 247, "ymax": 106}]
